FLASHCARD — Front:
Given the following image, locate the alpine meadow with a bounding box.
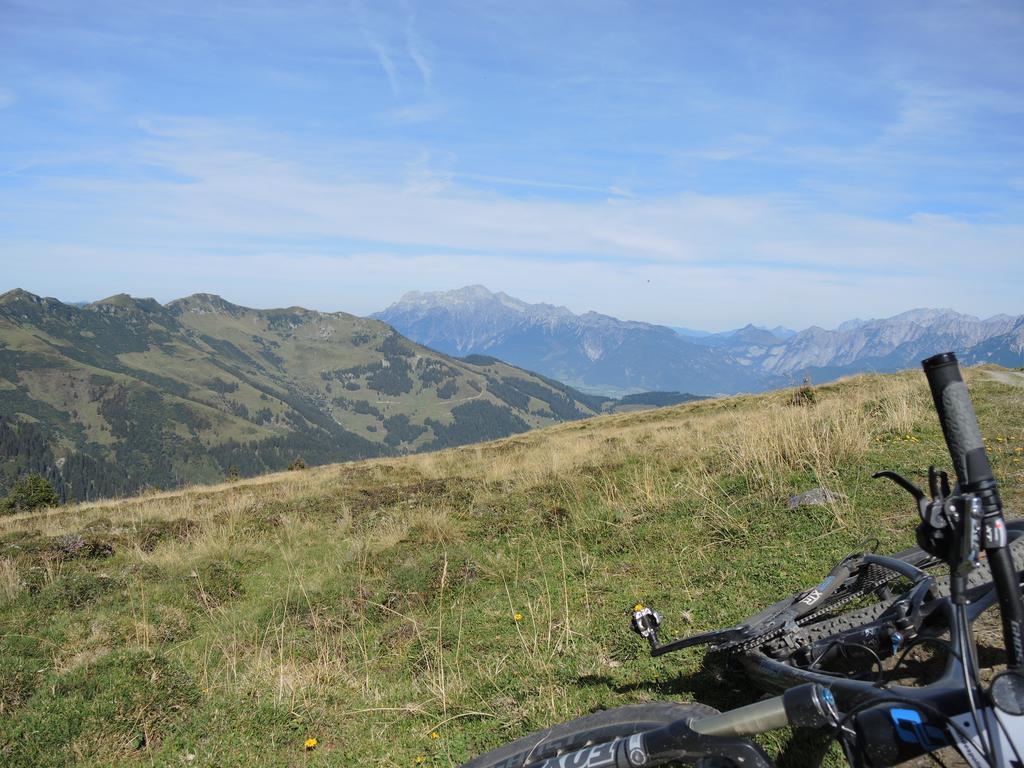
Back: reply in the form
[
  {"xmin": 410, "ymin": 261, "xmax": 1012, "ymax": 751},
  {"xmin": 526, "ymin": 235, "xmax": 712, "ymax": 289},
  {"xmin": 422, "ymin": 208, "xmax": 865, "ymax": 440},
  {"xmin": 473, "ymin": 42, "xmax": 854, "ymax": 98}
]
[{"xmin": 1, "ymin": 366, "xmax": 1022, "ymax": 766}]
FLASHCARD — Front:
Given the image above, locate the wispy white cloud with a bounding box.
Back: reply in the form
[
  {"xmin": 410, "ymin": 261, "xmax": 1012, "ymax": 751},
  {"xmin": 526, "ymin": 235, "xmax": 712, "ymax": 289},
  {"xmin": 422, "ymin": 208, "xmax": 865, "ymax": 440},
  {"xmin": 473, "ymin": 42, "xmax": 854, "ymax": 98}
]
[
  {"xmin": 455, "ymin": 171, "xmax": 631, "ymax": 197},
  {"xmin": 385, "ymin": 101, "xmax": 445, "ymax": 124},
  {"xmin": 883, "ymin": 82, "xmax": 1024, "ymax": 143},
  {"xmin": 0, "ymin": 86, "xmax": 15, "ymax": 110},
  {"xmin": 368, "ymin": 39, "xmax": 401, "ymax": 96},
  {"xmin": 403, "ymin": 149, "xmax": 454, "ymax": 194},
  {"xmin": 29, "ymin": 74, "xmax": 118, "ymax": 118},
  {"xmin": 678, "ymin": 134, "xmax": 770, "ymax": 163},
  {"xmin": 351, "ymin": 0, "xmax": 402, "ymax": 95},
  {"xmin": 33, "ymin": 120, "xmax": 1021, "ymax": 274},
  {"xmin": 402, "ymin": 0, "xmax": 433, "ymax": 88},
  {"xmin": 350, "ymin": 0, "xmax": 438, "ymax": 102}
]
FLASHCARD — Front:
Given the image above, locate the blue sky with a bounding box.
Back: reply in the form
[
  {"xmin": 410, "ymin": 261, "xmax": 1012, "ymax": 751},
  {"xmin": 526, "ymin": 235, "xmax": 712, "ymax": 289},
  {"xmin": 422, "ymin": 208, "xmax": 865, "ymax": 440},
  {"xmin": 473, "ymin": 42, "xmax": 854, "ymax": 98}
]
[{"xmin": 1, "ymin": 0, "xmax": 1022, "ymax": 330}]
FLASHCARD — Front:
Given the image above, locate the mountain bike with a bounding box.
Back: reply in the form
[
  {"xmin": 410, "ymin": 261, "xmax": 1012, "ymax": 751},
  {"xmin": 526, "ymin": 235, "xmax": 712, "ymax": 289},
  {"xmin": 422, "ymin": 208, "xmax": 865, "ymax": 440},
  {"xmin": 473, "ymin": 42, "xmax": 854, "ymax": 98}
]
[{"xmin": 462, "ymin": 353, "xmax": 1024, "ymax": 767}]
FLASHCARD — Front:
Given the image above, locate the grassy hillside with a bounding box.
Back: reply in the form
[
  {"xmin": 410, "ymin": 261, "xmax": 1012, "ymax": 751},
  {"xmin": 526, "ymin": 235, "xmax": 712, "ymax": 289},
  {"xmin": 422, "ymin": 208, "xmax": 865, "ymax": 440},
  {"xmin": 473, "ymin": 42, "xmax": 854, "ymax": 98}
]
[
  {"xmin": 0, "ymin": 289, "xmax": 608, "ymax": 500},
  {"xmin": 1, "ymin": 367, "xmax": 1022, "ymax": 766}
]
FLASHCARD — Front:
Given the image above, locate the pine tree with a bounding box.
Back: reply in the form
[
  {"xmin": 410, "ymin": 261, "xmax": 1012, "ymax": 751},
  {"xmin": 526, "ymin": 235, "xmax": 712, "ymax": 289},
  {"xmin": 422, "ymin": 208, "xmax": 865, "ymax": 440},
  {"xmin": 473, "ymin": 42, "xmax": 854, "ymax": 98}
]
[{"xmin": 2, "ymin": 474, "xmax": 59, "ymax": 514}]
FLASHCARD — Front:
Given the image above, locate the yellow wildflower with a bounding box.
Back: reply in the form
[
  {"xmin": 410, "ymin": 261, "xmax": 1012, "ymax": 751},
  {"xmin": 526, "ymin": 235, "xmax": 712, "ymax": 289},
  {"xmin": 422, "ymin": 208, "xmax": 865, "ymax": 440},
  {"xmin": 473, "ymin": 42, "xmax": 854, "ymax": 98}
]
[
  {"xmin": 513, "ymin": 612, "xmax": 523, "ymax": 621},
  {"xmin": 304, "ymin": 737, "xmax": 318, "ymax": 751},
  {"xmin": 429, "ymin": 731, "xmax": 440, "ymax": 740},
  {"xmin": 634, "ymin": 603, "xmax": 645, "ymax": 612},
  {"xmin": 415, "ymin": 757, "xmax": 426, "ymax": 765}
]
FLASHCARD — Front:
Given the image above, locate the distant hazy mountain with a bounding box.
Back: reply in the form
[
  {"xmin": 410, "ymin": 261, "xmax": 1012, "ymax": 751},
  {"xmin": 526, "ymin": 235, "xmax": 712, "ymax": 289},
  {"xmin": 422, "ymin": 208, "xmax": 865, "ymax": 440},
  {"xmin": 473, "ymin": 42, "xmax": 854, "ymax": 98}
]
[
  {"xmin": 375, "ymin": 287, "xmax": 1023, "ymax": 395},
  {"xmin": 686, "ymin": 324, "xmax": 797, "ymax": 344},
  {"xmin": 0, "ymin": 289, "xmax": 610, "ymax": 501},
  {"xmin": 375, "ymin": 286, "xmax": 762, "ymax": 396},
  {"xmin": 690, "ymin": 324, "xmax": 797, "ymax": 347},
  {"xmin": 670, "ymin": 326, "xmax": 714, "ymax": 338},
  {"xmin": 728, "ymin": 309, "xmax": 1023, "ymax": 379}
]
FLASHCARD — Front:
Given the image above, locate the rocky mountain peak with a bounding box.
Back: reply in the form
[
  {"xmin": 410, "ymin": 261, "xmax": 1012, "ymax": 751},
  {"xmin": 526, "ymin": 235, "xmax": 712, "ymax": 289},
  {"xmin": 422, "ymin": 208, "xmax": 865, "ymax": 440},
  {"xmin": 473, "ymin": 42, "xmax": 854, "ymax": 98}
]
[
  {"xmin": 0, "ymin": 288, "xmax": 44, "ymax": 306},
  {"xmin": 86, "ymin": 294, "xmax": 168, "ymax": 318},
  {"xmin": 885, "ymin": 308, "xmax": 971, "ymax": 326},
  {"xmin": 389, "ymin": 285, "xmax": 573, "ymax": 320},
  {"xmin": 166, "ymin": 293, "xmax": 244, "ymax": 317},
  {"xmin": 378, "ymin": 286, "xmax": 1024, "ymax": 394},
  {"xmin": 0, "ymin": 290, "xmax": 82, "ymax": 320}
]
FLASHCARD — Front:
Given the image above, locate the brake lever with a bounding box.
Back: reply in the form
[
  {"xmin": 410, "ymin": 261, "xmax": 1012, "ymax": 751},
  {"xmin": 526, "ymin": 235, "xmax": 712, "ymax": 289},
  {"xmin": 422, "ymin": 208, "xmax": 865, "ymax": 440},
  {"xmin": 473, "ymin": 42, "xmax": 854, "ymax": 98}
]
[
  {"xmin": 872, "ymin": 470, "xmax": 929, "ymax": 519},
  {"xmin": 926, "ymin": 465, "xmax": 952, "ymax": 502}
]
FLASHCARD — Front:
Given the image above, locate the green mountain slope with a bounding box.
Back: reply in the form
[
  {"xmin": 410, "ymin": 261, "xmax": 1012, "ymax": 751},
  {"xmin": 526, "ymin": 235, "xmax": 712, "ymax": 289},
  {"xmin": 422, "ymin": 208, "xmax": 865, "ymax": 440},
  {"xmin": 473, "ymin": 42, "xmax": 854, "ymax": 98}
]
[{"xmin": 0, "ymin": 289, "xmax": 607, "ymax": 500}]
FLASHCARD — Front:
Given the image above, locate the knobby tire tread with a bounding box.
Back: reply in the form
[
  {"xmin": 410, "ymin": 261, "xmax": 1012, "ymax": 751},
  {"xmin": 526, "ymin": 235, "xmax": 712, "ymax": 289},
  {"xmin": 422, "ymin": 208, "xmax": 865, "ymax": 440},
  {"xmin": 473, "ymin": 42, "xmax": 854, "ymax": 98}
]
[{"xmin": 794, "ymin": 535, "xmax": 1024, "ymax": 647}]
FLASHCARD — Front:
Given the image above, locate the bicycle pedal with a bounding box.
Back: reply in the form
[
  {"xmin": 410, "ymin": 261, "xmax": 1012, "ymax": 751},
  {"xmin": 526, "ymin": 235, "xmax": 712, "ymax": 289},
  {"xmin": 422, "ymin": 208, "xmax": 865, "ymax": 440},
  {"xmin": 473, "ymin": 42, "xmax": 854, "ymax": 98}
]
[{"xmin": 631, "ymin": 604, "xmax": 662, "ymax": 639}]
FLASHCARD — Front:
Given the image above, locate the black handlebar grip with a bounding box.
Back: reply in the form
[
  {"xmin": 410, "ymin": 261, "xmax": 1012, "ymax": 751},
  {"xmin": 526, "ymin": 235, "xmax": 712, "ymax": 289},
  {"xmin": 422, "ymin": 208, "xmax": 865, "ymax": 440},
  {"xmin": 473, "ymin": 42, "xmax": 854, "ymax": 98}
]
[{"xmin": 921, "ymin": 352, "xmax": 993, "ymax": 491}]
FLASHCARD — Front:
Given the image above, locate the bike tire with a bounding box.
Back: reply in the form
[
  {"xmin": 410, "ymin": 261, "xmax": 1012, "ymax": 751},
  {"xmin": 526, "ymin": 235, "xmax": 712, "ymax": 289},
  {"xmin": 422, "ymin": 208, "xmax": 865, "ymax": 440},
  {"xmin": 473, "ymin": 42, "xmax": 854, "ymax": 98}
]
[
  {"xmin": 741, "ymin": 543, "xmax": 939, "ymax": 626},
  {"xmin": 791, "ymin": 534, "xmax": 1024, "ymax": 649},
  {"xmin": 461, "ymin": 701, "xmax": 719, "ymax": 768},
  {"xmin": 707, "ymin": 543, "xmax": 943, "ymax": 655}
]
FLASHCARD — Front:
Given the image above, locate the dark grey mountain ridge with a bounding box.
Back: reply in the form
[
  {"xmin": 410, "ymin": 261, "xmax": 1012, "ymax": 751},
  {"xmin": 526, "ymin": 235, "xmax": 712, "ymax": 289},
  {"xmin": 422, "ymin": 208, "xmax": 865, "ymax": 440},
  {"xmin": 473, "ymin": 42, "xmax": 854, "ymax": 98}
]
[{"xmin": 375, "ymin": 287, "xmax": 1024, "ymax": 396}]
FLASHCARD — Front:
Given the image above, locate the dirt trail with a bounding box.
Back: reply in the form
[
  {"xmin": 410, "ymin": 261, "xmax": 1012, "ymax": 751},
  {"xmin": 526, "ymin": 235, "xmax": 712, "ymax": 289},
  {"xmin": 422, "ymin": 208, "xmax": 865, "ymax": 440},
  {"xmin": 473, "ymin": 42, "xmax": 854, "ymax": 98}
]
[{"xmin": 984, "ymin": 369, "xmax": 1024, "ymax": 387}]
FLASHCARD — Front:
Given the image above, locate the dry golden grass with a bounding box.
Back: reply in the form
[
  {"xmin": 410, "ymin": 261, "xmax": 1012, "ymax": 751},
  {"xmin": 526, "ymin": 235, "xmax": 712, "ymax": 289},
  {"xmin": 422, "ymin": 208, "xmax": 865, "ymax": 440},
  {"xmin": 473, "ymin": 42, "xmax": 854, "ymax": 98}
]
[
  {"xmin": 403, "ymin": 370, "xmax": 928, "ymax": 523},
  {"xmin": 0, "ymin": 555, "xmax": 21, "ymax": 601}
]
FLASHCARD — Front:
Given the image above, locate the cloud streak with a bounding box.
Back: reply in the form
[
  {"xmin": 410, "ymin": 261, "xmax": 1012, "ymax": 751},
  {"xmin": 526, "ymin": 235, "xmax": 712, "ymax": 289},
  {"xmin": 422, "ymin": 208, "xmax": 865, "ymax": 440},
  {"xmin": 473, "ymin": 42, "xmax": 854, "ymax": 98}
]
[
  {"xmin": 402, "ymin": 0, "xmax": 433, "ymax": 87},
  {"xmin": 350, "ymin": 0, "xmax": 435, "ymax": 98},
  {"xmin": 351, "ymin": 0, "xmax": 402, "ymax": 96}
]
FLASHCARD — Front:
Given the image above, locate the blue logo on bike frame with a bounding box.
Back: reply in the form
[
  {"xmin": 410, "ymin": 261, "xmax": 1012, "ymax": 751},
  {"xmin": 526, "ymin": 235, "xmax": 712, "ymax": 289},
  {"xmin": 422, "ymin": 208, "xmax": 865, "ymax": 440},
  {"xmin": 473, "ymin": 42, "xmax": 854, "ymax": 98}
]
[{"xmin": 890, "ymin": 708, "xmax": 947, "ymax": 751}]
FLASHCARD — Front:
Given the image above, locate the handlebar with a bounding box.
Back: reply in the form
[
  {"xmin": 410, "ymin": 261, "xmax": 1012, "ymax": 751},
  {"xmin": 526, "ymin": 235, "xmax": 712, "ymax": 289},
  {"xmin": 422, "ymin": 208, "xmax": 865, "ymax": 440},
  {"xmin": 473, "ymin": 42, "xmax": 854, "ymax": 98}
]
[
  {"xmin": 921, "ymin": 352, "xmax": 1024, "ymax": 671},
  {"xmin": 921, "ymin": 352, "xmax": 995, "ymax": 495}
]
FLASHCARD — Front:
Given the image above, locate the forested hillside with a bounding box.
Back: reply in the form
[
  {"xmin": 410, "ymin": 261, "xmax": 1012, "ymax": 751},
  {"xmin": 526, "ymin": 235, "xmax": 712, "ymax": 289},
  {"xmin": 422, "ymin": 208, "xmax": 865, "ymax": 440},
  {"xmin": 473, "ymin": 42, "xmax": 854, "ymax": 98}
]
[{"xmin": 0, "ymin": 289, "xmax": 608, "ymax": 502}]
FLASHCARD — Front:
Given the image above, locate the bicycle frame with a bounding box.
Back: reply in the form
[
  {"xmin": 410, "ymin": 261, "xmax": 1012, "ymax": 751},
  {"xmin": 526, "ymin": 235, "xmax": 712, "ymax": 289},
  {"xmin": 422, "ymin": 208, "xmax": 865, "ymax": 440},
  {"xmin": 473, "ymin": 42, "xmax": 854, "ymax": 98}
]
[{"xmin": 741, "ymin": 594, "xmax": 1024, "ymax": 766}]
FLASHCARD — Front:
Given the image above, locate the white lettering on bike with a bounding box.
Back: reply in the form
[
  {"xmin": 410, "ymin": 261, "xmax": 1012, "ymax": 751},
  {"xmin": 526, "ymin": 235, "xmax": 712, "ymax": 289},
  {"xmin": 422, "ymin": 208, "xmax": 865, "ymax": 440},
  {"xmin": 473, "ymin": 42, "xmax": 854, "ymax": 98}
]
[
  {"xmin": 799, "ymin": 589, "xmax": 823, "ymax": 606},
  {"xmin": 1012, "ymin": 619, "xmax": 1024, "ymax": 663},
  {"xmin": 539, "ymin": 739, "xmax": 619, "ymax": 768}
]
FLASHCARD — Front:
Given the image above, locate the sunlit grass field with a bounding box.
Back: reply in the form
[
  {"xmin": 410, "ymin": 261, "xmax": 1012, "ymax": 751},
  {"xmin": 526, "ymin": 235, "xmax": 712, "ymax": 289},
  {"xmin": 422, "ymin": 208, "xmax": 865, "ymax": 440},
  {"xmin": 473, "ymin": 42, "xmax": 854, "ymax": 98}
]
[{"xmin": 1, "ymin": 367, "xmax": 1022, "ymax": 766}]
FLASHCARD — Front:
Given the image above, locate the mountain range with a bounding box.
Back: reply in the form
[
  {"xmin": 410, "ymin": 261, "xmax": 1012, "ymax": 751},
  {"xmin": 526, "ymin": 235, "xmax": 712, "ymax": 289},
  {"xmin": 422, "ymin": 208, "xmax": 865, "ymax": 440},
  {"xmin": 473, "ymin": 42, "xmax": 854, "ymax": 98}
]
[
  {"xmin": 375, "ymin": 286, "xmax": 1024, "ymax": 395},
  {"xmin": 5, "ymin": 283, "xmax": 1021, "ymax": 503},
  {"xmin": 373, "ymin": 286, "xmax": 756, "ymax": 396},
  {"xmin": 0, "ymin": 289, "xmax": 618, "ymax": 502}
]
